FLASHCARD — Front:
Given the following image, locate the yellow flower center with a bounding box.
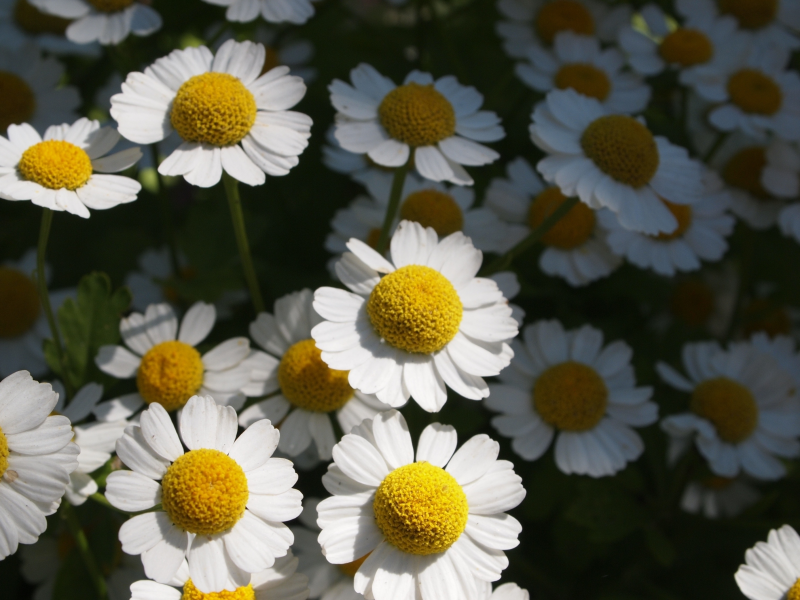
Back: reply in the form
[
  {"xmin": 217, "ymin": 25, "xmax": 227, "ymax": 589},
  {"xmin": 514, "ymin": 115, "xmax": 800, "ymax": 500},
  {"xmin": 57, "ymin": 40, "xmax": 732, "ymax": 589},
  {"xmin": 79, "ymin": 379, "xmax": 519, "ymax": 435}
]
[
  {"xmin": 535, "ymin": 0, "xmax": 595, "ymax": 45},
  {"xmin": 554, "ymin": 63, "xmax": 611, "ymax": 101},
  {"xmin": 669, "ymin": 280, "xmax": 715, "ymax": 327},
  {"xmin": 581, "ymin": 115, "xmax": 659, "ymax": 188},
  {"xmin": 378, "ymin": 83, "xmax": 456, "ymax": 147},
  {"xmin": 727, "ymin": 69, "xmax": 782, "ymax": 116},
  {"xmin": 0, "ymin": 426, "xmax": 9, "ymax": 478},
  {"xmin": 528, "ymin": 187, "xmax": 595, "ymax": 249},
  {"xmin": 399, "ymin": 189, "xmax": 464, "ymax": 237},
  {"xmin": 18, "ymin": 140, "xmax": 93, "ymax": 191},
  {"xmin": 653, "ymin": 200, "xmax": 692, "ymax": 241},
  {"xmin": 366, "ymin": 227, "xmax": 383, "ymax": 250},
  {"xmin": 534, "ymin": 361, "xmax": 608, "ymax": 431},
  {"xmin": 722, "ymin": 146, "xmax": 770, "ymax": 199},
  {"xmin": 718, "ymin": 0, "xmax": 778, "ymax": 29},
  {"xmin": 0, "ymin": 267, "xmax": 40, "ymax": 339},
  {"xmin": 182, "ymin": 579, "xmax": 255, "ymax": 600},
  {"xmin": 87, "ymin": 0, "xmax": 135, "ymax": 12},
  {"xmin": 690, "ymin": 377, "xmax": 758, "ymax": 443},
  {"xmin": 367, "ymin": 265, "xmax": 463, "ymax": 354},
  {"xmin": 278, "ymin": 339, "xmax": 354, "ymax": 412},
  {"xmin": 743, "ymin": 299, "xmax": 792, "ymax": 337},
  {"xmin": 0, "ymin": 71, "xmax": 36, "ymax": 133},
  {"xmin": 373, "ymin": 461, "xmax": 468, "ymax": 556},
  {"xmin": 788, "ymin": 578, "xmax": 800, "ymax": 600},
  {"xmin": 136, "ymin": 340, "xmax": 204, "ymax": 412},
  {"xmin": 704, "ymin": 475, "xmax": 734, "ymax": 490},
  {"xmin": 659, "ymin": 29, "xmax": 714, "ymax": 67},
  {"xmin": 13, "ymin": 0, "xmax": 71, "ymax": 34},
  {"xmin": 260, "ymin": 47, "xmax": 281, "ymax": 76},
  {"xmin": 338, "ymin": 553, "xmax": 370, "ymax": 577},
  {"xmin": 170, "ymin": 72, "xmax": 257, "ymax": 147},
  {"xmin": 161, "ymin": 448, "xmax": 249, "ymax": 535}
]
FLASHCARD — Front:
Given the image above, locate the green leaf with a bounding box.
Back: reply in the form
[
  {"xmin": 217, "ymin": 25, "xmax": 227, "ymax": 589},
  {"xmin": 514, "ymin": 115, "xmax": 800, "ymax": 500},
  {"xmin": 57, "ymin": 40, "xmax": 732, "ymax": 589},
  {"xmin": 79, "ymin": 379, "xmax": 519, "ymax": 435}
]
[{"xmin": 645, "ymin": 526, "xmax": 677, "ymax": 567}]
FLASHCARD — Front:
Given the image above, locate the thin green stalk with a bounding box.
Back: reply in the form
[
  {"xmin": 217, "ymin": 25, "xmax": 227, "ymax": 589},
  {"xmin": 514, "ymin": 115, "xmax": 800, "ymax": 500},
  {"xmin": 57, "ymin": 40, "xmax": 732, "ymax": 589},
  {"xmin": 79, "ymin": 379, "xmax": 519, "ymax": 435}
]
[
  {"xmin": 375, "ymin": 157, "xmax": 412, "ymax": 255},
  {"xmin": 223, "ymin": 172, "xmax": 265, "ymax": 314},
  {"xmin": 702, "ymin": 131, "xmax": 729, "ymax": 163},
  {"xmin": 724, "ymin": 226, "xmax": 755, "ymax": 342},
  {"xmin": 150, "ymin": 145, "xmax": 181, "ymax": 278},
  {"xmin": 61, "ymin": 502, "xmax": 108, "ymax": 600},
  {"xmin": 481, "ymin": 196, "xmax": 580, "ymax": 275}
]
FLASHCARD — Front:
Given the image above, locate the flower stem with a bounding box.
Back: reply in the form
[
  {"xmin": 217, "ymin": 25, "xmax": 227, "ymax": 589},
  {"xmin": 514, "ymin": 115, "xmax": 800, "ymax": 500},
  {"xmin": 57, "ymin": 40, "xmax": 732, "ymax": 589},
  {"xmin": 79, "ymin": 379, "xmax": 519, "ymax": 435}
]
[
  {"xmin": 702, "ymin": 131, "xmax": 729, "ymax": 163},
  {"xmin": 481, "ymin": 196, "xmax": 580, "ymax": 276},
  {"xmin": 150, "ymin": 145, "xmax": 181, "ymax": 278},
  {"xmin": 61, "ymin": 502, "xmax": 108, "ymax": 600},
  {"xmin": 376, "ymin": 157, "xmax": 412, "ymax": 256},
  {"xmin": 223, "ymin": 172, "xmax": 265, "ymax": 315}
]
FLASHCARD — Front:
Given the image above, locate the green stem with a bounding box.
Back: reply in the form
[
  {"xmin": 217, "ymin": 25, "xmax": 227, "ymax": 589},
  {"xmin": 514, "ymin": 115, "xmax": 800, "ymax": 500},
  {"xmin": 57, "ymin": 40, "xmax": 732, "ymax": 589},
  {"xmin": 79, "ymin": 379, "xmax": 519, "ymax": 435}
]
[
  {"xmin": 89, "ymin": 492, "xmax": 126, "ymax": 514},
  {"xmin": 724, "ymin": 226, "xmax": 755, "ymax": 342},
  {"xmin": 376, "ymin": 157, "xmax": 412, "ymax": 256},
  {"xmin": 61, "ymin": 502, "xmax": 108, "ymax": 600},
  {"xmin": 223, "ymin": 172, "xmax": 265, "ymax": 315},
  {"xmin": 481, "ymin": 196, "xmax": 580, "ymax": 276},
  {"xmin": 702, "ymin": 131, "xmax": 729, "ymax": 163},
  {"xmin": 151, "ymin": 145, "xmax": 181, "ymax": 278}
]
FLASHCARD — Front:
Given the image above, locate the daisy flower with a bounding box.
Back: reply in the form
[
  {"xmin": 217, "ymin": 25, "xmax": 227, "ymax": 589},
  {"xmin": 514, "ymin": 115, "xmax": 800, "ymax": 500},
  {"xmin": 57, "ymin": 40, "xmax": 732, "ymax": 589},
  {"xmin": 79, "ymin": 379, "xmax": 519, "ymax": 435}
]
[
  {"xmin": 201, "ymin": 0, "xmax": 315, "ymax": 24},
  {"xmin": 110, "ymin": 39, "xmax": 311, "ymax": 188},
  {"xmin": 0, "ymin": 248, "xmax": 71, "ymax": 378},
  {"xmin": 0, "ymin": 118, "xmax": 142, "ymax": 218},
  {"xmin": 0, "ymin": 370, "xmax": 79, "ymax": 560},
  {"xmin": 659, "ymin": 340, "xmax": 800, "ymax": 480},
  {"xmin": 515, "ymin": 31, "xmax": 650, "ymax": 114},
  {"xmin": 681, "ymin": 476, "xmax": 759, "ymax": 519},
  {"xmin": 0, "ymin": 0, "xmax": 100, "ymax": 56},
  {"xmin": 106, "ymin": 395, "xmax": 302, "ymax": 592},
  {"xmin": 779, "ymin": 203, "xmax": 800, "ymax": 242},
  {"xmin": 31, "ymin": 0, "xmax": 161, "ymax": 45},
  {"xmin": 750, "ymin": 331, "xmax": 800, "ymax": 389},
  {"xmin": 330, "ymin": 64, "xmax": 504, "ymax": 186},
  {"xmin": 735, "ymin": 525, "xmax": 800, "ymax": 600},
  {"xmin": 484, "ymin": 157, "xmax": 620, "ymax": 287},
  {"xmin": 758, "ymin": 139, "xmax": 800, "ymax": 242},
  {"xmin": 530, "ymin": 88, "xmax": 704, "ymax": 235},
  {"xmin": 316, "ymin": 410, "xmax": 526, "ymax": 600},
  {"xmin": 488, "ymin": 584, "xmax": 530, "ymax": 600},
  {"xmin": 701, "ymin": 0, "xmax": 800, "ymax": 51},
  {"xmin": 486, "ymin": 319, "xmax": 657, "ymax": 477},
  {"xmin": 238, "ymin": 289, "xmax": 390, "ymax": 461},
  {"xmin": 94, "ymin": 301, "xmax": 255, "ymax": 420},
  {"xmin": 312, "ymin": 220, "xmax": 519, "ymax": 412}
]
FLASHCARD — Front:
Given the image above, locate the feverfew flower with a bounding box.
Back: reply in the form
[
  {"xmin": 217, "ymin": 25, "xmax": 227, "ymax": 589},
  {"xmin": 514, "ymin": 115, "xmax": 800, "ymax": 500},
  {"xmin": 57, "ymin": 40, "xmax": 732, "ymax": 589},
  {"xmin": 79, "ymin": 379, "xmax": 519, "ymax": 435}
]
[
  {"xmin": 0, "ymin": 0, "xmax": 100, "ymax": 55},
  {"xmin": 696, "ymin": 0, "xmax": 800, "ymax": 51},
  {"xmin": 201, "ymin": 0, "xmax": 315, "ymax": 25},
  {"xmin": 330, "ymin": 64, "xmax": 504, "ymax": 185},
  {"xmin": 106, "ymin": 395, "xmax": 302, "ymax": 592},
  {"xmin": 312, "ymin": 220, "xmax": 518, "ymax": 412},
  {"xmin": 735, "ymin": 525, "xmax": 800, "ymax": 600},
  {"xmin": 681, "ymin": 476, "xmax": 759, "ymax": 519},
  {"xmin": 31, "ymin": 0, "xmax": 161, "ymax": 45},
  {"xmin": 111, "ymin": 40, "xmax": 311, "ymax": 188}
]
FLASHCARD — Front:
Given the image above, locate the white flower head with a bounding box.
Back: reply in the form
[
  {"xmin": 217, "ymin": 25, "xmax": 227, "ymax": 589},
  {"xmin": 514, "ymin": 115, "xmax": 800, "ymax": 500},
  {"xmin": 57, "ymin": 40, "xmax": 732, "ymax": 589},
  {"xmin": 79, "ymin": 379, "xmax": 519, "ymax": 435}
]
[
  {"xmin": 530, "ymin": 88, "xmax": 704, "ymax": 235},
  {"xmin": 312, "ymin": 220, "xmax": 519, "ymax": 412},
  {"xmin": 106, "ymin": 395, "xmax": 302, "ymax": 592},
  {"xmin": 0, "ymin": 0, "xmax": 100, "ymax": 55},
  {"xmin": 681, "ymin": 476, "xmax": 760, "ymax": 519},
  {"xmin": 735, "ymin": 525, "xmax": 800, "ymax": 600},
  {"xmin": 201, "ymin": 0, "xmax": 315, "ymax": 25},
  {"xmin": 692, "ymin": 0, "xmax": 800, "ymax": 52},
  {"xmin": 110, "ymin": 39, "xmax": 311, "ymax": 188},
  {"xmin": 316, "ymin": 410, "xmax": 526, "ymax": 600},
  {"xmin": 330, "ymin": 64, "xmax": 504, "ymax": 186},
  {"xmin": 487, "ymin": 319, "xmax": 657, "ymax": 477},
  {"xmin": 0, "ymin": 118, "xmax": 142, "ymax": 218}
]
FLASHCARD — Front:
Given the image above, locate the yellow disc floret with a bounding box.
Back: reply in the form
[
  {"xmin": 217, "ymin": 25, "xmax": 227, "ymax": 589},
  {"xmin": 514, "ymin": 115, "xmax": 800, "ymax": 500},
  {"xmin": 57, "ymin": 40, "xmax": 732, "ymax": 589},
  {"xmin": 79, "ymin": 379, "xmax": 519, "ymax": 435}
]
[
  {"xmin": 378, "ymin": 83, "xmax": 456, "ymax": 147},
  {"xmin": 718, "ymin": 0, "xmax": 778, "ymax": 29},
  {"xmin": 788, "ymin": 578, "xmax": 800, "ymax": 600},
  {"xmin": 18, "ymin": 140, "xmax": 93, "ymax": 191},
  {"xmin": 171, "ymin": 72, "xmax": 257, "ymax": 147},
  {"xmin": 13, "ymin": 0, "xmax": 71, "ymax": 34},
  {"xmin": 399, "ymin": 189, "xmax": 464, "ymax": 237},
  {"xmin": 0, "ymin": 71, "xmax": 36, "ymax": 132},
  {"xmin": 161, "ymin": 448, "xmax": 249, "ymax": 535},
  {"xmin": 581, "ymin": 115, "xmax": 660, "ymax": 188},
  {"xmin": 182, "ymin": 579, "xmax": 255, "ymax": 600},
  {"xmin": 0, "ymin": 426, "xmax": 9, "ymax": 478},
  {"xmin": 727, "ymin": 69, "xmax": 782, "ymax": 115},
  {"xmin": 338, "ymin": 553, "xmax": 370, "ymax": 577},
  {"xmin": 534, "ymin": 361, "xmax": 608, "ymax": 431},
  {"xmin": 722, "ymin": 146, "xmax": 770, "ymax": 199},
  {"xmin": 278, "ymin": 339, "xmax": 354, "ymax": 412},
  {"xmin": 367, "ymin": 265, "xmax": 462, "ymax": 354},
  {"xmin": 528, "ymin": 187, "xmax": 595, "ymax": 249},
  {"xmin": 554, "ymin": 64, "xmax": 611, "ymax": 101},
  {"xmin": 690, "ymin": 377, "xmax": 758, "ymax": 443},
  {"xmin": 535, "ymin": 0, "xmax": 595, "ymax": 45},
  {"xmin": 136, "ymin": 340, "xmax": 204, "ymax": 412},
  {"xmin": 669, "ymin": 280, "xmax": 715, "ymax": 327},
  {"xmin": 88, "ymin": 0, "xmax": 135, "ymax": 12},
  {"xmin": 659, "ymin": 29, "xmax": 714, "ymax": 66},
  {"xmin": 373, "ymin": 461, "xmax": 468, "ymax": 556},
  {"xmin": 654, "ymin": 200, "xmax": 692, "ymax": 241},
  {"xmin": 0, "ymin": 267, "xmax": 40, "ymax": 339}
]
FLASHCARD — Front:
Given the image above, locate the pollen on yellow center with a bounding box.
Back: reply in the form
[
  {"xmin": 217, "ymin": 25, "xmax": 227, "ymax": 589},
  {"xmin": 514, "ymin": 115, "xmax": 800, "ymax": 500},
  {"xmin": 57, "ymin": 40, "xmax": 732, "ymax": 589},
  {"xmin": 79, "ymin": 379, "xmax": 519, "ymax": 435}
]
[
  {"xmin": 0, "ymin": 267, "xmax": 40, "ymax": 339},
  {"xmin": 690, "ymin": 377, "xmax": 758, "ymax": 443},
  {"xmin": 659, "ymin": 29, "xmax": 714, "ymax": 66},
  {"xmin": 399, "ymin": 189, "xmax": 464, "ymax": 237},
  {"xmin": 182, "ymin": 579, "xmax": 255, "ymax": 600},
  {"xmin": 161, "ymin": 448, "xmax": 249, "ymax": 535},
  {"xmin": 787, "ymin": 578, "xmax": 800, "ymax": 600},
  {"xmin": 373, "ymin": 461, "xmax": 468, "ymax": 556},
  {"xmin": 653, "ymin": 200, "xmax": 692, "ymax": 241},
  {"xmin": 13, "ymin": 0, "xmax": 71, "ymax": 34},
  {"xmin": 722, "ymin": 146, "xmax": 770, "ymax": 199},
  {"xmin": 87, "ymin": 0, "xmax": 135, "ymax": 12},
  {"xmin": 727, "ymin": 69, "xmax": 782, "ymax": 115},
  {"xmin": 554, "ymin": 63, "xmax": 611, "ymax": 101},
  {"xmin": 136, "ymin": 340, "xmax": 204, "ymax": 412},
  {"xmin": 535, "ymin": 0, "xmax": 595, "ymax": 45},
  {"xmin": 378, "ymin": 83, "xmax": 456, "ymax": 147},
  {"xmin": 338, "ymin": 553, "xmax": 370, "ymax": 577},
  {"xmin": 367, "ymin": 265, "xmax": 462, "ymax": 354},
  {"xmin": 170, "ymin": 72, "xmax": 257, "ymax": 147},
  {"xmin": 669, "ymin": 280, "xmax": 715, "ymax": 327},
  {"xmin": 0, "ymin": 71, "xmax": 36, "ymax": 132},
  {"xmin": 718, "ymin": 0, "xmax": 778, "ymax": 29},
  {"xmin": 278, "ymin": 339, "xmax": 354, "ymax": 412},
  {"xmin": 534, "ymin": 361, "xmax": 608, "ymax": 431},
  {"xmin": 18, "ymin": 140, "xmax": 93, "ymax": 191},
  {"xmin": 581, "ymin": 115, "xmax": 660, "ymax": 188},
  {"xmin": 528, "ymin": 187, "xmax": 595, "ymax": 249},
  {"xmin": 0, "ymin": 426, "xmax": 9, "ymax": 478}
]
